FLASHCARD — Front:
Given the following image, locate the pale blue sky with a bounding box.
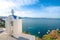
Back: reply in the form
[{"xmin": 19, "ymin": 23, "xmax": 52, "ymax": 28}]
[{"xmin": 0, "ymin": 0, "xmax": 60, "ymax": 18}]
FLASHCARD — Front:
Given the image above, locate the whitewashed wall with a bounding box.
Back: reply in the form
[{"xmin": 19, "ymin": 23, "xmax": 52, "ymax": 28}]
[{"xmin": 13, "ymin": 19, "xmax": 22, "ymax": 38}]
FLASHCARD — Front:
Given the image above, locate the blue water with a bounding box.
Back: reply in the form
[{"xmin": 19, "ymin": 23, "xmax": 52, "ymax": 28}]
[{"xmin": 22, "ymin": 18, "xmax": 60, "ymax": 38}]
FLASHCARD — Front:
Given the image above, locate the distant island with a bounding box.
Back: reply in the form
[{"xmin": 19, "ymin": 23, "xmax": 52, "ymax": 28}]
[{"xmin": 0, "ymin": 16, "xmax": 60, "ymax": 20}]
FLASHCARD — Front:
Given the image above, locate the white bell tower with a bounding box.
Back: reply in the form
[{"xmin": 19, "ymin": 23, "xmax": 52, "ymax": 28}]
[{"xmin": 5, "ymin": 9, "xmax": 22, "ymax": 38}]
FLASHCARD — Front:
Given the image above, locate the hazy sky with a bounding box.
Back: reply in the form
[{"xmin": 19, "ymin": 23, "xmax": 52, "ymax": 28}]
[{"xmin": 0, "ymin": 0, "xmax": 60, "ymax": 18}]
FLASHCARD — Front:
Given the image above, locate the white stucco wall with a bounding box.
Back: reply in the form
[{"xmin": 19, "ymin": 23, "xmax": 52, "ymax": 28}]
[
  {"xmin": 5, "ymin": 17, "xmax": 11, "ymax": 35},
  {"xmin": 13, "ymin": 19, "xmax": 22, "ymax": 38}
]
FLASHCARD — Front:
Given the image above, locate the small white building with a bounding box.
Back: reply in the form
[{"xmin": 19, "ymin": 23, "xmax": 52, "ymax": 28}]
[
  {"xmin": 5, "ymin": 9, "xmax": 22, "ymax": 38},
  {"xmin": 5, "ymin": 9, "xmax": 35, "ymax": 40}
]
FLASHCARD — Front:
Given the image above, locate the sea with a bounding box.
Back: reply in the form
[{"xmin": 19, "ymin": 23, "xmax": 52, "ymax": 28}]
[{"xmin": 22, "ymin": 18, "xmax": 60, "ymax": 38}]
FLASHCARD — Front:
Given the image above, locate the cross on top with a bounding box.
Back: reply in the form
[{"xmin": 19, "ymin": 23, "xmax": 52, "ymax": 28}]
[{"xmin": 11, "ymin": 9, "xmax": 14, "ymax": 16}]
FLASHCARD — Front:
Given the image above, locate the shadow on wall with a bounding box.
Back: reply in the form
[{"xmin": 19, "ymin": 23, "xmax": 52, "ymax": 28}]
[{"xmin": 0, "ymin": 18, "xmax": 5, "ymax": 28}]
